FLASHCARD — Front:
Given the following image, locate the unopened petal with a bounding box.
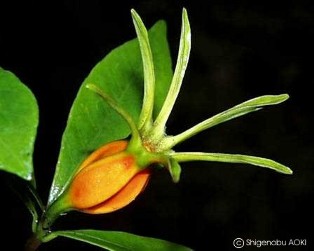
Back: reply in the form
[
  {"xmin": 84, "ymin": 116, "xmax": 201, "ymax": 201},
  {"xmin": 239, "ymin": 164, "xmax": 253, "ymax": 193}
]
[
  {"xmin": 69, "ymin": 152, "xmax": 138, "ymax": 209},
  {"xmin": 84, "ymin": 168, "xmax": 151, "ymax": 214},
  {"xmin": 79, "ymin": 140, "xmax": 128, "ymax": 170}
]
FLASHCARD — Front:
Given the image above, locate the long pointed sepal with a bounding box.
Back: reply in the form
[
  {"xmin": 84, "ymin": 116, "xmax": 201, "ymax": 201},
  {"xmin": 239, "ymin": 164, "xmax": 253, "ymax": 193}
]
[{"xmin": 171, "ymin": 152, "xmax": 292, "ymax": 174}]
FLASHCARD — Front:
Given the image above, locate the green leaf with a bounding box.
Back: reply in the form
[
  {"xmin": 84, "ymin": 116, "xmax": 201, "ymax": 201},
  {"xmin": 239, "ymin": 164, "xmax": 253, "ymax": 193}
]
[
  {"xmin": 51, "ymin": 229, "xmax": 192, "ymax": 251},
  {"xmin": 48, "ymin": 19, "xmax": 172, "ymax": 203},
  {"xmin": 0, "ymin": 68, "xmax": 38, "ymax": 181}
]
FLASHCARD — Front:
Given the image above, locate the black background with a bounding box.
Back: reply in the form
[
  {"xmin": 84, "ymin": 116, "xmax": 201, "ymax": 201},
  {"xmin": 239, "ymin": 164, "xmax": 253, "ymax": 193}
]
[{"xmin": 0, "ymin": 0, "xmax": 313, "ymax": 250}]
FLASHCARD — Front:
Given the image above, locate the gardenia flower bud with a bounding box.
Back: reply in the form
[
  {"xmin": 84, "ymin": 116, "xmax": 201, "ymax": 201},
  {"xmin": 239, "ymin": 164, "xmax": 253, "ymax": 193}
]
[
  {"xmin": 44, "ymin": 8, "xmax": 291, "ymax": 228},
  {"xmin": 67, "ymin": 140, "xmax": 150, "ymax": 214}
]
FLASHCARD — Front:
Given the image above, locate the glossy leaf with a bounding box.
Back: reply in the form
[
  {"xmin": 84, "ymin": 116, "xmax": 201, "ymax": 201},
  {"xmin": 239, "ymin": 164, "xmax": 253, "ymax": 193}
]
[
  {"xmin": 48, "ymin": 19, "xmax": 172, "ymax": 203},
  {"xmin": 51, "ymin": 229, "xmax": 192, "ymax": 251},
  {"xmin": 0, "ymin": 68, "xmax": 38, "ymax": 180}
]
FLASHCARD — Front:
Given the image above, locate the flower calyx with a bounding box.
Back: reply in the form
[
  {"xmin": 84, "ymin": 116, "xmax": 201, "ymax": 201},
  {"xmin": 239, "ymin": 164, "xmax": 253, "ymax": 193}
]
[
  {"xmin": 46, "ymin": 7, "xmax": 292, "ymax": 220},
  {"xmin": 86, "ymin": 8, "xmax": 292, "ymax": 183}
]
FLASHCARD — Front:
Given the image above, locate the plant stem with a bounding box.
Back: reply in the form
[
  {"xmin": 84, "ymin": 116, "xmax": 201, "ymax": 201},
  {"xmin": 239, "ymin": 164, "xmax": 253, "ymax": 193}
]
[
  {"xmin": 25, "ymin": 209, "xmax": 59, "ymax": 251},
  {"xmin": 25, "ymin": 234, "xmax": 42, "ymax": 251}
]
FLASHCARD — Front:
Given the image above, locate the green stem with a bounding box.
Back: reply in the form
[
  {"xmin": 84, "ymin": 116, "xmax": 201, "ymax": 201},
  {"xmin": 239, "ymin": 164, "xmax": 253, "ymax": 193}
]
[
  {"xmin": 25, "ymin": 234, "xmax": 42, "ymax": 251},
  {"xmin": 25, "ymin": 212, "xmax": 58, "ymax": 251},
  {"xmin": 6, "ymin": 176, "xmax": 44, "ymax": 233}
]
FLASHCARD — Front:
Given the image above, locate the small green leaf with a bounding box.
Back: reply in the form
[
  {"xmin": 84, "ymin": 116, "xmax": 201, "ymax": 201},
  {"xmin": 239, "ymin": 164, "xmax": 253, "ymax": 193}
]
[
  {"xmin": 0, "ymin": 68, "xmax": 38, "ymax": 181},
  {"xmin": 51, "ymin": 229, "xmax": 192, "ymax": 251},
  {"xmin": 48, "ymin": 19, "xmax": 172, "ymax": 204}
]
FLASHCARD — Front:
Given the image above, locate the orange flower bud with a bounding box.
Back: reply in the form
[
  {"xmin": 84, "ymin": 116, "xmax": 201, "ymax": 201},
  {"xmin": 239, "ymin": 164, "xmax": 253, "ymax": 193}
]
[{"xmin": 67, "ymin": 140, "xmax": 150, "ymax": 214}]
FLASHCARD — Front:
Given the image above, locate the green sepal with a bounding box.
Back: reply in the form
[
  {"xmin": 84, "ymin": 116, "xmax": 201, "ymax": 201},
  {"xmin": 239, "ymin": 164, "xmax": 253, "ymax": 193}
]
[
  {"xmin": 172, "ymin": 152, "xmax": 292, "ymax": 174},
  {"xmin": 168, "ymin": 158, "xmax": 182, "ymax": 183}
]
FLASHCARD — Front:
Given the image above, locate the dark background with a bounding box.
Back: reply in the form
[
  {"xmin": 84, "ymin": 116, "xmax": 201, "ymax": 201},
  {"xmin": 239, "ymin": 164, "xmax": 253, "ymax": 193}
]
[{"xmin": 0, "ymin": 0, "xmax": 313, "ymax": 250}]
